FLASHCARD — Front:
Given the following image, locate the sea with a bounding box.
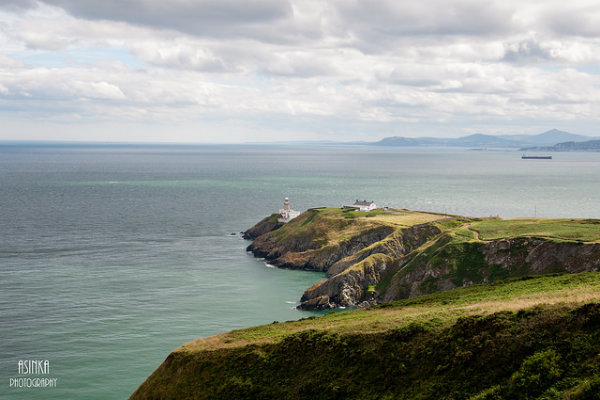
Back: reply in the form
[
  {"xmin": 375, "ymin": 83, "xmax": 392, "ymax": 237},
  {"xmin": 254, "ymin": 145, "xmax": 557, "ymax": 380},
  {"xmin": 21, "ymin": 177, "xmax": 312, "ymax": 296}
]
[{"xmin": 1, "ymin": 144, "xmax": 600, "ymax": 399}]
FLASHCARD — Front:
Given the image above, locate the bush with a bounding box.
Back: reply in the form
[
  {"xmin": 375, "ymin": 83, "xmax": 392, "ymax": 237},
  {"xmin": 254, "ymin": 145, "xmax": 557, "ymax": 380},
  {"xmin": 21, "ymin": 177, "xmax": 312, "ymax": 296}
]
[
  {"xmin": 568, "ymin": 376, "xmax": 600, "ymax": 400},
  {"xmin": 507, "ymin": 349, "xmax": 562, "ymax": 399}
]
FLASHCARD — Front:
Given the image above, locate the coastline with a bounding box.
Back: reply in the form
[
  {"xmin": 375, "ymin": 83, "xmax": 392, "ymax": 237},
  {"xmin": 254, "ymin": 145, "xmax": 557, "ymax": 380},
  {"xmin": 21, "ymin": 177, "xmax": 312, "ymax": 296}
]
[{"xmin": 243, "ymin": 208, "xmax": 600, "ymax": 310}]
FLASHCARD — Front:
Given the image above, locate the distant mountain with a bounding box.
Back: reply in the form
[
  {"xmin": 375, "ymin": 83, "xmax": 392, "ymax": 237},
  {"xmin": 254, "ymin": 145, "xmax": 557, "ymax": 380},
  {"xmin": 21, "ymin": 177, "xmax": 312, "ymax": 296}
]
[
  {"xmin": 503, "ymin": 129, "xmax": 594, "ymax": 146},
  {"xmin": 521, "ymin": 140, "xmax": 600, "ymax": 152},
  {"xmin": 374, "ymin": 136, "xmax": 422, "ymax": 146},
  {"xmin": 372, "ymin": 129, "xmax": 597, "ymax": 148},
  {"xmin": 372, "ymin": 133, "xmax": 523, "ymax": 148},
  {"xmin": 451, "ymin": 134, "xmax": 523, "ymax": 147}
]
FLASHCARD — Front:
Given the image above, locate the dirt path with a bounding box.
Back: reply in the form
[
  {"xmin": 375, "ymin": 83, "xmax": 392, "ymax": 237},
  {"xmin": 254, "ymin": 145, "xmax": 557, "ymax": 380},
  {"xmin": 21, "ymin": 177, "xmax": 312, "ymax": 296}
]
[{"xmin": 462, "ymin": 222, "xmax": 481, "ymax": 241}]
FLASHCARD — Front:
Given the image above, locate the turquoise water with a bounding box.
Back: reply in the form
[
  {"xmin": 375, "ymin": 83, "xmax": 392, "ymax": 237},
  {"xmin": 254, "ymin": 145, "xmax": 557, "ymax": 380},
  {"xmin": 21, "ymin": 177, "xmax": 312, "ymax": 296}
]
[{"xmin": 1, "ymin": 145, "xmax": 600, "ymax": 399}]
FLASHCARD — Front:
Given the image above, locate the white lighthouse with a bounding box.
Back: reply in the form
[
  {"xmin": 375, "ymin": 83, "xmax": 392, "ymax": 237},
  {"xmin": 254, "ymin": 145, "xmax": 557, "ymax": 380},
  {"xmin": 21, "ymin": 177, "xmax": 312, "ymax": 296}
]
[{"xmin": 278, "ymin": 197, "xmax": 300, "ymax": 223}]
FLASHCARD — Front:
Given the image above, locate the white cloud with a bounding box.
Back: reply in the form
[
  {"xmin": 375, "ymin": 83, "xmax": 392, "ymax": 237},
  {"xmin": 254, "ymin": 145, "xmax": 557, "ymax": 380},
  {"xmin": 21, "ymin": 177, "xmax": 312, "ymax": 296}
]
[
  {"xmin": 129, "ymin": 40, "xmax": 226, "ymax": 71},
  {"xmin": 72, "ymin": 81, "xmax": 126, "ymax": 100}
]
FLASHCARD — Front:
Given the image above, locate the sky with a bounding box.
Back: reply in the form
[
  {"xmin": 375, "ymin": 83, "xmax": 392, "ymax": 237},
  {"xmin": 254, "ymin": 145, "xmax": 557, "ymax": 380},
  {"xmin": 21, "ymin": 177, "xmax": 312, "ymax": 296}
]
[{"xmin": 1, "ymin": 0, "xmax": 600, "ymax": 143}]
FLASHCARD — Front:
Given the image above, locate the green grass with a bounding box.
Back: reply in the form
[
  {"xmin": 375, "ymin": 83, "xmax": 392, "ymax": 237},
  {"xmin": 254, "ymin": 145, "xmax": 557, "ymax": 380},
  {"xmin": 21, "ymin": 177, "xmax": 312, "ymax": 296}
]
[
  {"xmin": 379, "ymin": 272, "xmax": 600, "ymax": 309},
  {"xmin": 342, "ymin": 209, "xmax": 388, "ymax": 218},
  {"xmin": 300, "ymin": 209, "xmax": 319, "ymax": 226},
  {"xmin": 268, "ymin": 213, "xmax": 280, "ymax": 224},
  {"xmin": 470, "ymin": 218, "xmax": 600, "ymax": 242}
]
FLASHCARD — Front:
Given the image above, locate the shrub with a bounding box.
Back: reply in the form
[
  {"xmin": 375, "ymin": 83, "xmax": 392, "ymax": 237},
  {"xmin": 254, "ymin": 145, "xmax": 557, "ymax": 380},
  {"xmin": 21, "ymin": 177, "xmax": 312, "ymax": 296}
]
[
  {"xmin": 507, "ymin": 349, "xmax": 562, "ymax": 399},
  {"xmin": 567, "ymin": 376, "xmax": 600, "ymax": 400}
]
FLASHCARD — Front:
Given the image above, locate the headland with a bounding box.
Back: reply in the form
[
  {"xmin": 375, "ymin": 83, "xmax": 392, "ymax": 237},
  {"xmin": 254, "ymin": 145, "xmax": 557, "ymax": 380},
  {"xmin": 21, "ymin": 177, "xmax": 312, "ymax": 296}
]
[
  {"xmin": 130, "ymin": 207, "xmax": 600, "ymax": 400},
  {"xmin": 245, "ymin": 207, "xmax": 600, "ymax": 310}
]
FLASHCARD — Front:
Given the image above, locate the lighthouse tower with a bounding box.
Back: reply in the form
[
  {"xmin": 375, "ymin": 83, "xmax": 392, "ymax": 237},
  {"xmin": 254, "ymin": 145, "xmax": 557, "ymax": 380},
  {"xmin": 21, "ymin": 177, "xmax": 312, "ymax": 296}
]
[{"xmin": 278, "ymin": 197, "xmax": 300, "ymax": 223}]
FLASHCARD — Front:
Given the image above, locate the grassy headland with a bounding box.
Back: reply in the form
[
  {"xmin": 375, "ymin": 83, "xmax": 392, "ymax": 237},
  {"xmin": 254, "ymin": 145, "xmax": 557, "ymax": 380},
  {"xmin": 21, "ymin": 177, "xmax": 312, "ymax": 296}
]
[
  {"xmin": 131, "ymin": 272, "xmax": 600, "ymax": 400},
  {"xmin": 245, "ymin": 208, "xmax": 599, "ymax": 309}
]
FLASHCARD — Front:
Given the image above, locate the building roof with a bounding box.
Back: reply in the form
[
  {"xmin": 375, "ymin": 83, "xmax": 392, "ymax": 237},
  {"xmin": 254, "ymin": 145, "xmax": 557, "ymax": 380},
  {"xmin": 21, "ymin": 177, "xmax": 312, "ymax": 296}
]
[{"xmin": 353, "ymin": 200, "xmax": 375, "ymax": 206}]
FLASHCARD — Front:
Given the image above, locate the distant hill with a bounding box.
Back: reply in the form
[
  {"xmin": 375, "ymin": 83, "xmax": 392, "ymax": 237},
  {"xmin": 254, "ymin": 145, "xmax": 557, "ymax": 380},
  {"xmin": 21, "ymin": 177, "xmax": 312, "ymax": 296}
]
[
  {"xmin": 451, "ymin": 134, "xmax": 523, "ymax": 147},
  {"xmin": 522, "ymin": 139, "xmax": 600, "ymax": 152},
  {"xmin": 375, "ymin": 136, "xmax": 423, "ymax": 146},
  {"xmin": 505, "ymin": 129, "xmax": 593, "ymax": 146},
  {"xmin": 373, "ymin": 129, "xmax": 597, "ymax": 148}
]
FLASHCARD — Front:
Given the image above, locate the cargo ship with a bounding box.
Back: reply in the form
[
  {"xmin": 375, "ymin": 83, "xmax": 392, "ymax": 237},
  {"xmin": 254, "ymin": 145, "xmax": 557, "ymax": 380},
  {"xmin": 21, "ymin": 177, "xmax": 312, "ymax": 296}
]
[{"xmin": 521, "ymin": 154, "xmax": 552, "ymax": 159}]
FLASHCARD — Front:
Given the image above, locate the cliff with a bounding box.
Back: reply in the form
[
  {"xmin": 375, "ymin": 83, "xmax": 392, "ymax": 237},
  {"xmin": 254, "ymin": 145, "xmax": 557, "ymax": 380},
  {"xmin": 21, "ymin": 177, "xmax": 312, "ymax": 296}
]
[
  {"xmin": 130, "ymin": 272, "xmax": 600, "ymax": 400},
  {"xmin": 242, "ymin": 214, "xmax": 283, "ymax": 240},
  {"xmin": 245, "ymin": 209, "xmax": 600, "ymax": 309}
]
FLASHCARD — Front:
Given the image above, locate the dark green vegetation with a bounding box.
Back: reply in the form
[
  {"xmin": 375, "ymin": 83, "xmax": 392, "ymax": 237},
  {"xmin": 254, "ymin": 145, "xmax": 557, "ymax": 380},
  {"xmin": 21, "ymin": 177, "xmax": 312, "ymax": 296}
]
[{"xmin": 131, "ymin": 273, "xmax": 600, "ymax": 400}]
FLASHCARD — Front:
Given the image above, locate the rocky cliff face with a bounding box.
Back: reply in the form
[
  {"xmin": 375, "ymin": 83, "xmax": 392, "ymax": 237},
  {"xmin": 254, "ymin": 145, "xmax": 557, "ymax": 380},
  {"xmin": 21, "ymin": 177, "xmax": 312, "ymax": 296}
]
[
  {"xmin": 299, "ymin": 254, "xmax": 393, "ymax": 310},
  {"xmin": 382, "ymin": 238, "xmax": 600, "ymax": 302},
  {"xmin": 298, "ymin": 223, "xmax": 443, "ymax": 309},
  {"xmin": 247, "ymin": 224, "xmax": 395, "ymax": 272}
]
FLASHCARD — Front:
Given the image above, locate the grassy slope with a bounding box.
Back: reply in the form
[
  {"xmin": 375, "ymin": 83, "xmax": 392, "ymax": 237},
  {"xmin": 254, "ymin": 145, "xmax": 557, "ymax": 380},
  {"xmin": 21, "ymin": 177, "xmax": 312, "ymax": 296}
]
[
  {"xmin": 275, "ymin": 208, "xmax": 600, "ymax": 247},
  {"xmin": 470, "ymin": 218, "xmax": 600, "ymax": 242},
  {"xmin": 131, "ymin": 272, "xmax": 600, "ymax": 400},
  {"xmin": 273, "ymin": 207, "xmax": 447, "ymax": 243},
  {"xmin": 180, "ymin": 272, "xmax": 600, "ymax": 352}
]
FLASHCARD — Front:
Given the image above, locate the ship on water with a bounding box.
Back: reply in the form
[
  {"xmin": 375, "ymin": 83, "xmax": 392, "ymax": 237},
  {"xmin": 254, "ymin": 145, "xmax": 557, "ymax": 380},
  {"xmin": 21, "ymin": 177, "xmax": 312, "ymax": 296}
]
[{"xmin": 521, "ymin": 154, "xmax": 552, "ymax": 160}]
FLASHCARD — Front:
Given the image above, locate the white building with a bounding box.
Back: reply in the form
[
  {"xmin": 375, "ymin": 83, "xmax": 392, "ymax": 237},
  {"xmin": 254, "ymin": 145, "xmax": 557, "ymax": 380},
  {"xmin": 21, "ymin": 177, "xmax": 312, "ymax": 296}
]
[
  {"xmin": 343, "ymin": 200, "xmax": 377, "ymax": 212},
  {"xmin": 278, "ymin": 197, "xmax": 301, "ymax": 223}
]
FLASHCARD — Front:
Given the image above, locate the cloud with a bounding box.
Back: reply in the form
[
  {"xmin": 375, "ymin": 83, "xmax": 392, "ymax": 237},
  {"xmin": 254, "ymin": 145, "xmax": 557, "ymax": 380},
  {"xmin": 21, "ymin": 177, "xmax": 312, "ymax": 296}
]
[
  {"xmin": 538, "ymin": 3, "xmax": 600, "ymax": 37},
  {"xmin": 503, "ymin": 38, "xmax": 554, "ymax": 63},
  {"xmin": 1, "ymin": 0, "xmax": 600, "ymax": 142},
  {"xmin": 129, "ymin": 40, "xmax": 226, "ymax": 71},
  {"xmin": 334, "ymin": 0, "xmax": 514, "ymax": 38},
  {"xmin": 72, "ymin": 81, "xmax": 126, "ymax": 100},
  {"xmin": 6, "ymin": 0, "xmax": 296, "ymax": 41},
  {"xmin": 48, "ymin": 0, "xmax": 291, "ymax": 25},
  {"xmin": 502, "ymin": 35, "xmax": 600, "ymax": 65},
  {"xmin": 0, "ymin": 0, "xmax": 37, "ymax": 12}
]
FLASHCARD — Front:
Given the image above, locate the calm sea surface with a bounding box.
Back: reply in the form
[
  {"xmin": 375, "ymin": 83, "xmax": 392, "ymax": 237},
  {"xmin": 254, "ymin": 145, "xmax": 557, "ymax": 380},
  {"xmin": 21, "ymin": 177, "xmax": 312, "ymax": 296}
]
[{"xmin": 1, "ymin": 144, "xmax": 600, "ymax": 399}]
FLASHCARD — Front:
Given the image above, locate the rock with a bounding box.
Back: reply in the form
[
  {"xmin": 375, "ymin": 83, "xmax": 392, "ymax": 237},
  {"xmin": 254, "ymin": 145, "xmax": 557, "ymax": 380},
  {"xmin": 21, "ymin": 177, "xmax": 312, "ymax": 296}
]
[
  {"xmin": 298, "ymin": 256, "xmax": 393, "ymax": 309},
  {"xmin": 298, "ymin": 295, "xmax": 332, "ymax": 311},
  {"xmin": 382, "ymin": 238, "xmax": 600, "ymax": 303},
  {"xmin": 242, "ymin": 215, "xmax": 283, "ymax": 240}
]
